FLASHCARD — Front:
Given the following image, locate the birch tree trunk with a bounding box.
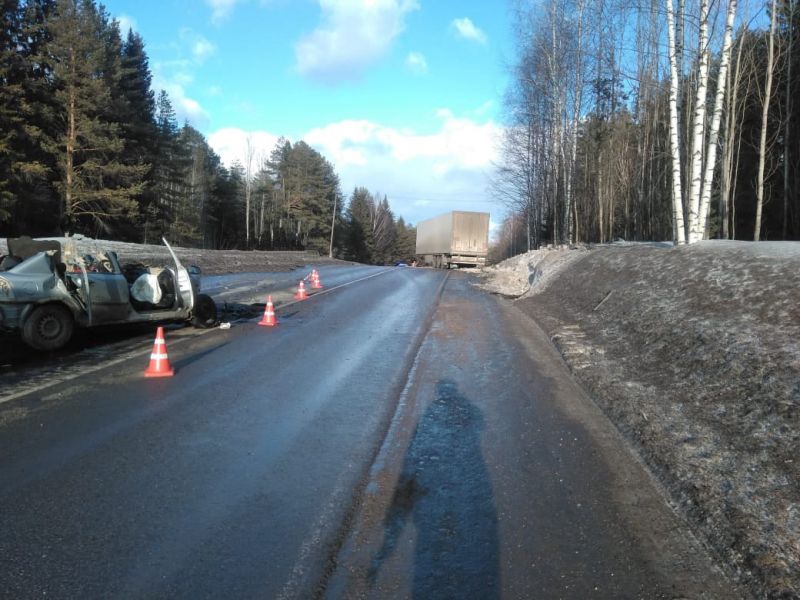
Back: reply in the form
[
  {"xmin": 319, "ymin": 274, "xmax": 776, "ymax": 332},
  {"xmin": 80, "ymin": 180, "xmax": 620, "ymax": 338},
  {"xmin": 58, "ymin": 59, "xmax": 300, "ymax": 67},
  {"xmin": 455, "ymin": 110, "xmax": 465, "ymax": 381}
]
[
  {"xmin": 665, "ymin": 0, "xmax": 686, "ymax": 243},
  {"xmin": 686, "ymin": 0, "xmax": 711, "ymax": 243},
  {"xmin": 328, "ymin": 192, "xmax": 337, "ymax": 258},
  {"xmin": 720, "ymin": 33, "xmax": 746, "ymax": 239},
  {"xmin": 755, "ymin": 0, "xmax": 778, "ymax": 241},
  {"xmin": 783, "ymin": 0, "xmax": 794, "ymax": 239},
  {"xmin": 244, "ymin": 136, "xmax": 254, "ymax": 246},
  {"xmin": 564, "ymin": 0, "xmax": 586, "ymax": 246},
  {"xmin": 697, "ymin": 0, "xmax": 738, "ymax": 238}
]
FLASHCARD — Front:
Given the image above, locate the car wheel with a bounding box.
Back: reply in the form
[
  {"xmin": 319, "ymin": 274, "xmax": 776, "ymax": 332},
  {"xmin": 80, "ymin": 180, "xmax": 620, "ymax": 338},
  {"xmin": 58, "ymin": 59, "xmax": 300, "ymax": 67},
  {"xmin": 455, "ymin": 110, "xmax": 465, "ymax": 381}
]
[
  {"xmin": 191, "ymin": 294, "xmax": 217, "ymax": 328},
  {"xmin": 22, "ymin": 304, "xmax": 74, "ymax": 351}
]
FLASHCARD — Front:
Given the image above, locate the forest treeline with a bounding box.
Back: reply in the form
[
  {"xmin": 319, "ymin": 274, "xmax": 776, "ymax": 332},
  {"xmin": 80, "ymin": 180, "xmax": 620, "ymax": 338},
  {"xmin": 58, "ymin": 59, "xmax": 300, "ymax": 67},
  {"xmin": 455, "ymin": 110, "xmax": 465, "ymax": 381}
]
[
  {"xmin": 0, "ymin": 0, "xmax": 415, "ymax": 264},
  {"xmin": 494, "ymin": 0, "xmax": 800, "ymax": 257}
]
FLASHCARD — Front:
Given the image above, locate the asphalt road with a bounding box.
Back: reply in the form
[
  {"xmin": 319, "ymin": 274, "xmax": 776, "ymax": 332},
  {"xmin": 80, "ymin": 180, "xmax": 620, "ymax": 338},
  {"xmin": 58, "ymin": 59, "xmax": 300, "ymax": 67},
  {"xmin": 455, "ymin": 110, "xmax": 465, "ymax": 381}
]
[
  {"xmin": 0, "ymin": 267, "xmax": 741, "ymax": 599},
  {"xmin": 0, "ymin": 265, "xmax": 367, "ymax": 401}
]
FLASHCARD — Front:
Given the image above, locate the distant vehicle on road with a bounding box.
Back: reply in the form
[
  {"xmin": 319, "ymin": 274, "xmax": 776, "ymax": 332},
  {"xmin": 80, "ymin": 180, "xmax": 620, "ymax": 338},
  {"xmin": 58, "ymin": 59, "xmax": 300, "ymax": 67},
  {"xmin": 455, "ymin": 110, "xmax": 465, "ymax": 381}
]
[
  {"xmin": 415, "ymin": 211, "xmax": 490, "ymax": 269},
  {"xmin": 0, "ymin": 237, "xmax": 217, "ymax": 351}
]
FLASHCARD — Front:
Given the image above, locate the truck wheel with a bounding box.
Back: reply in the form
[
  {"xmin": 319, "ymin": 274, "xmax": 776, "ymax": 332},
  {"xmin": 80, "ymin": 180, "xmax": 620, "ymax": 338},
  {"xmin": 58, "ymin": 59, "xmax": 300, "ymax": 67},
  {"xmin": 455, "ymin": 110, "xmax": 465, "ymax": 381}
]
[
  {"xmin": 22, "ymin": 304, "xmax": 74, "ymax": 351},
  {"xmin": 191, "ymin": 294, "xmax": 217, "ymax": 328}
]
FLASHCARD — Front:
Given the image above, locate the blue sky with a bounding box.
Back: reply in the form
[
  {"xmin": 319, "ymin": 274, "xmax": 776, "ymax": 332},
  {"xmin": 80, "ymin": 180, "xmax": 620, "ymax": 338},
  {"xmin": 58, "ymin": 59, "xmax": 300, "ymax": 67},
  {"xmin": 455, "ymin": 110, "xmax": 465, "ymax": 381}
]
[{"xmin": 102, "ymin": 0, "xmax": 512, "ymax": 228}]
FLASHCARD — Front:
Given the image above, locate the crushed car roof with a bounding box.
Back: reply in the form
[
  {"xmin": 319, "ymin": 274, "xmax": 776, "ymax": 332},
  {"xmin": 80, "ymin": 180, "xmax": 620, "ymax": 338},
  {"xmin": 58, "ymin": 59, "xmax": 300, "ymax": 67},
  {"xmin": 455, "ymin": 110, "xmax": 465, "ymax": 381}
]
[{"xmin": 7, "ymin": 236, "xmax": 62, "ymax": 261}]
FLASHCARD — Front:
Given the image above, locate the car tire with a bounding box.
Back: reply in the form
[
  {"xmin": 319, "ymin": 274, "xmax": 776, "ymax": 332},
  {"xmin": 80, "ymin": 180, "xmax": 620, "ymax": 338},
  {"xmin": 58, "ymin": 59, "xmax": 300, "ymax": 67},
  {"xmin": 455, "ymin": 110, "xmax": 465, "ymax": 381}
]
[
  {"xmin": 22, "ymin": 304, "xmax": 74, "ymax": 351},
  {"xmin": 191, "ymin": 294, "xmax": 217, "ymax": 328}
]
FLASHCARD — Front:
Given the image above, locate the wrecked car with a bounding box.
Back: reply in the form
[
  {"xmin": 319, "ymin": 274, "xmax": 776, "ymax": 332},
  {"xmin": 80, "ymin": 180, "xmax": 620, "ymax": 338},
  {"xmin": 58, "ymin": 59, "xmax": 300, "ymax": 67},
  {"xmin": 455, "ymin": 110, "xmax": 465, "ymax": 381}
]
[{"xmin": 0, "ymin": 236, "xmax": 217, "ymax": 351}]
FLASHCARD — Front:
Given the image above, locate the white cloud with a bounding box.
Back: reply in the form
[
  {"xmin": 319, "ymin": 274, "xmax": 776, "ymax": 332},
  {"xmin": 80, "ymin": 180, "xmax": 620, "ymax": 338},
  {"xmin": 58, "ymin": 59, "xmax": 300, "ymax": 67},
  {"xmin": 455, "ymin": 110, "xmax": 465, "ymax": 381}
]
[
  {"xmin": 451, "ymin": 17, "xmax": 487, "ymax": 45},
  {"xmin": 146, "ymin": 28, "xmax": 219, "ymax": 130},
  {"xmin": 153, "ymin": 69, "xmax": 210, "ymax": 128},
  {"xmin": 208, "ymin": 128, "xmax": 281, "ymax": 168},
  {"xmin": 166, "ymin": 66, "xmax": 194, "ymax": 87},
  {"xmin": 207, "ymin": 107, "xmax": 502, "ymax": 225},
  {"xmin": 295, "ymin": 0, "xmax": 420, "ymax": 85},
  {"xmin": 303, "ymin": 109, "xmax": 501, "ymax": 224},
  {"xmin": 178, "ymin": 29, "xmax": 216, "ymax": 64},
  {"xmin": 207, "ymin": 0, "xmax": 241, "ymax": 23},
  {"xmin": 192, "ymin": 38, "xmax": 216, "ymax": 61},
  {"xmin": 116, "ymin": 14, "xmax": 137, "ymax": 35},
  {"xmin": 405, "ymin": 51, "xmax": 428, "ymax": 75}
]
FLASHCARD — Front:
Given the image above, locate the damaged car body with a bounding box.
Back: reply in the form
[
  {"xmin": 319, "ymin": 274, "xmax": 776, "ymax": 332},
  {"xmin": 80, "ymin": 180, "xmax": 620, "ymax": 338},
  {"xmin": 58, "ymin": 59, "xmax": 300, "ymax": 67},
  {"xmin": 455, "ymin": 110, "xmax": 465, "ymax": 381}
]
[{"xmin": 0, "ymin": 237, "xmax": 217, "ymax": 350}]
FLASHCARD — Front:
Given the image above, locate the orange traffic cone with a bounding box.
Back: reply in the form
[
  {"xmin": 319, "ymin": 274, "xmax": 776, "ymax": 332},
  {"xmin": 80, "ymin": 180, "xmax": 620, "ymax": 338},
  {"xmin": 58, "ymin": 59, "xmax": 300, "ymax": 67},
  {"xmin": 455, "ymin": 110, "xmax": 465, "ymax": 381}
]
[
  {"xmin": 144, "ymin": 326, "xmax": 174, "ymax": 377},
  {"xmin": 258, "ymin": 295, "xmax": 278, "ymax": 327},
  {"xmin": 311, "ymin": 269, "xmax": 323, "ymax": 289},
  {"xmin": 294, "ymin": 280, "xmax": 308, "ymax": 300}
]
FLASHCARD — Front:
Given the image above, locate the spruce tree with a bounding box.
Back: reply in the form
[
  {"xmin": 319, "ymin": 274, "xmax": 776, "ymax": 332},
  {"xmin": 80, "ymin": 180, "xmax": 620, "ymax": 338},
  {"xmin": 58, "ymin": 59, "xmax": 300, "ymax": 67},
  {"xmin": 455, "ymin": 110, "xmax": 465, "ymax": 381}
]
[
  {"xmin": 393, "ymin": 217, "xmax": 417, "ymax": 262},
  {"xmin": 0, "ymin": 0, "xmax": 26, "ymax": 223},
  {"xmin": 346, "ymin": 187, "xmax": 376, "ymax": 263},
  {"xmin": 0, "ymin": 0, "xmax": 58, "ymax": 233},
  {"xmin": 118, "ymin": 29, "xmax": 156, "ymax": 159},
  {"xmin": 117, "ymin": 29, "xmax": 156, "ymax": 240},
  {"xmin": 149, "ymin": 90, "xmax": 184, "ymax": 242}
]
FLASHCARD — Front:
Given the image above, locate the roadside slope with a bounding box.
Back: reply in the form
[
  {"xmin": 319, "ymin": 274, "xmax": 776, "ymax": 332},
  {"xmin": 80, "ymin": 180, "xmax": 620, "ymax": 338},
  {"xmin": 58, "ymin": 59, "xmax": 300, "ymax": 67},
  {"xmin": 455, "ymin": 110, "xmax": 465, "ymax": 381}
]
[{"xmin": 481, "ymin": 242, "xmax": 800, "ymax": 599}]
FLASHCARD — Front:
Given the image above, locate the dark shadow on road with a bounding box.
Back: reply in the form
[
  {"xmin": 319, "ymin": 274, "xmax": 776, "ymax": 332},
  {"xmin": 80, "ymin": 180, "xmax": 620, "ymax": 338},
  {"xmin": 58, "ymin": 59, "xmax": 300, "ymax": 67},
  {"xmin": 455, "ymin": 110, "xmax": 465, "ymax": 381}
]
[
  {"xmin": 169, "ymin": 342, "xmax": 229, "ymax": 371},
  {"xmin": 370, "ymin": 379, "xmax": 499, "ymax": 599}
]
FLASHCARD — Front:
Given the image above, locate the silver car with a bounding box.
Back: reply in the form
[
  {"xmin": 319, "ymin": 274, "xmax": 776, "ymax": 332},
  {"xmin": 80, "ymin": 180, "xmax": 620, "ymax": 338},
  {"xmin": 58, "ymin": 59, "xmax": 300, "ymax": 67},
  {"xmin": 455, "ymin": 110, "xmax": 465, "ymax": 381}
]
[{"xmin": 0, "ymin": 237, "xmax": 217, "ymax": 351}]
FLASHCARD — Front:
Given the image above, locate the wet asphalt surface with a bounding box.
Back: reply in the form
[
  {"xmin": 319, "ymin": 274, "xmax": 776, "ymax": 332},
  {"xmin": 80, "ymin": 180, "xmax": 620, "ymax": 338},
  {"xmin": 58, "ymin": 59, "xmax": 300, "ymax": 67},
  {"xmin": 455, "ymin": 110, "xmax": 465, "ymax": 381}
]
[
  {"xmin": 0, "ymin": 265, "xmax": 372, "ymax": 400},
  {"xmin": 326, "ymin": 274, "xmax": 741, "ymax": 599},
  {"xmin": 0, "ymin": 267, "xmax": 741, "ymax": 598}
]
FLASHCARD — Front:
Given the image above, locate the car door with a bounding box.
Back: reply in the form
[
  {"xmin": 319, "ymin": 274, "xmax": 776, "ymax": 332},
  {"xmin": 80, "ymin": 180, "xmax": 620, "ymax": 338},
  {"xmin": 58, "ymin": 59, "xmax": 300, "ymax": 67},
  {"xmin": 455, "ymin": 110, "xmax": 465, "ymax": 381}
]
[
  {"xmin": 162, "ymin": 238, "xmax": 194, "ymax": 312},
  {"xmin": 84, "ymin": 255, "xmax": 130, "ymax": 323}
]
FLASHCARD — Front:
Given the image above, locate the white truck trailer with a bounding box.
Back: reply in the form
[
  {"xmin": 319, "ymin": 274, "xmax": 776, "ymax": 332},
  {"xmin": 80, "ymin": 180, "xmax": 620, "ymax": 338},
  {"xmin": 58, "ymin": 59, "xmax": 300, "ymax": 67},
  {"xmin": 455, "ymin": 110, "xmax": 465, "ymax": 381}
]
[{"xmin": 415, "ymin": 211, "xmax": 490, "ymax": 268}]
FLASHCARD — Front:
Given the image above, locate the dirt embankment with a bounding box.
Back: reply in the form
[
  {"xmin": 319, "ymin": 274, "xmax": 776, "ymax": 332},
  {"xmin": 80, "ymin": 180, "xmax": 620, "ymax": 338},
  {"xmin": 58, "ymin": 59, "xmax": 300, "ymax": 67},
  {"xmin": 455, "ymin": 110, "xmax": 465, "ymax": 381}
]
[{"xmin": 480, "ymin": 241, "xmax": 800, "ymax": 599}]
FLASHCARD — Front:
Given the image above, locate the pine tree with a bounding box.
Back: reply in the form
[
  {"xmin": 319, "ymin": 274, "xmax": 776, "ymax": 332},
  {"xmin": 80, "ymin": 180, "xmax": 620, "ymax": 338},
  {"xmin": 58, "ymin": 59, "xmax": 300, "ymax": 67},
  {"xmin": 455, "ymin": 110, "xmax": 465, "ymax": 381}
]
[
  {"xmin": 346, "ymin": 187, "xmax": 376, "ymax": 263},
  {"xmin": 210, "ymin": 162, "xmax": 245, "ymax": 248},
  {"xmin": 41, "ymin": 0, "xmax": 146, "ymax": 233},
  {"xmin": 176, "ymin": 124, "xmax": 219, "ymax": 246},
  {"xmin": 264, "ymin": 138, "xmax": 340, "ymax": 251}
]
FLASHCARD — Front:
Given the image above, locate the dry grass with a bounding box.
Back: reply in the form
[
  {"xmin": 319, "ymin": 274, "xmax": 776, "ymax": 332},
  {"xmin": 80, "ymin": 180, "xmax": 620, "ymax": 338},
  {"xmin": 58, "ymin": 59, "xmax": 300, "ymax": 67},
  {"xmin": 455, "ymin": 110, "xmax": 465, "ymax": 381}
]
[{"xmin": 480, "ymin": 241, "xmax": 800, "ymax": 599}]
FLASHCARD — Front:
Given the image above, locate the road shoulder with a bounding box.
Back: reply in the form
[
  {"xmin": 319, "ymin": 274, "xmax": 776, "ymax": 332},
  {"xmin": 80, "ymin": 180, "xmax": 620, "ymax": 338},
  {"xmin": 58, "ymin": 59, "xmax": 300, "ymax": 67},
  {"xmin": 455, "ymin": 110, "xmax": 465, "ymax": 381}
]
[{"xmin": 325, "ymin": 274, "xmax": 745, "ymax": 598}]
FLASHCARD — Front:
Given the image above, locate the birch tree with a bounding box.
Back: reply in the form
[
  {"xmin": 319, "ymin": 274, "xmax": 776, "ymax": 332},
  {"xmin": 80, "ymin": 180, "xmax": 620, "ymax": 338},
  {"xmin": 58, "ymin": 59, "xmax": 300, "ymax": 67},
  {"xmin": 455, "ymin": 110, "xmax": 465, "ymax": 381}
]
[
  {"xmin": 695, "ymin": 0, "xmax": 739, "ymax": 240},
  {"xmin": 669, "ymin": 0, "xmax": 687, "ymax": 239},
  {"xmin": 782, "ymin": 0, "xmax": 794, "ymax": 238},
  {"xmin": 665, "ymin": 0, "xmax": 739, "ymax": 243},
  {"xmin": 244, "ymin": 135, "xmax": 254, "ymax": 246},
  {"xmin": 754, "ymin": 0, "xmax": 779, "ymax": 240},
  {"xmin": 685, "ymin": 0, "xmax": 711, "ymax": 243}
]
